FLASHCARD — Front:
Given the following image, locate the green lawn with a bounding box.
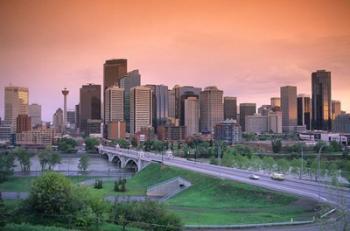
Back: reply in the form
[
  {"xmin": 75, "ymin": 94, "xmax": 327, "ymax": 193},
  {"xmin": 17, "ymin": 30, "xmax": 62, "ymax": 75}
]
[
  {"xmin": 3, "ymin": 223, "xmax": 142, "ymax": 231},
  {"xmin": 89, "ymin": 164, "xmax": 318, "ymax": 225}
]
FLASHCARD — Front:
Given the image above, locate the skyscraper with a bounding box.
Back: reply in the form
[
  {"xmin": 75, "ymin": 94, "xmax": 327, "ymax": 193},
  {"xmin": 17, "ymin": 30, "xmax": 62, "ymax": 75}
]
[
  {"xmin": 281, "ymin": 86, "xmax": 297, "ymax": 132},
  {"xmin": 168, "ymin": 88, "xmax": 176, "ymax": 119},
  {"xmin": 29, "ymin": 103, "xmax": 42, "ymax": 127},
  {"xmin": 130, "ymin": 86, "xmax": 152, "ymax": 134},
  {"xmin": 200, "ymin": 86, "xmax": 224, "ymax": 133},
  {"xmin": 297, "ymin": 94, "xmax": 311, "ymax": 130},
  {"xmin": 184, "ymin": 96, "xmax": 200, "ymax": 136},
  {"xmin": 145, "ymin": 84, "xmax": 169, "ymax": 129},
  {"xmin": 4, "ymin": 86, "xmax": 29, "ymax": 132},
  {"xmin": 79, "ymin": 84, "xmax": 101, "ymax": 135},
  {"xmin": 224, "ymin": 97, "xmax": 237, "ymax": 120},
  {"xmin": 53, "ymin": 108, "xmax": 64, "ymax": 134},
  {"xmin": 331, "ymin": 100, "xmax": 341, "ymax": 120},
  {"xmin": 103, "ymin": 59, "xmax": 128, "ymax": 89},
  {"xmin": 312, "ymin": 70, "xmax": 332, "ymax": 131},
  {"xmin": 175, "ymin": 86, "xmax": 201, "ymax": 126},
  {"xmin": 271, "ymin": 97, "xmax": 281, "ymax": 108},
  {"xmin": 104, "ymin": 85, "xmax": 124, "ymax": 123},
  {"xmin": 239, "ymin": 103, "xmax": 256, "ymax": 132},
  {"xmin": 120, "ymin": 70, "xmax": 141, "ymax": 132}
]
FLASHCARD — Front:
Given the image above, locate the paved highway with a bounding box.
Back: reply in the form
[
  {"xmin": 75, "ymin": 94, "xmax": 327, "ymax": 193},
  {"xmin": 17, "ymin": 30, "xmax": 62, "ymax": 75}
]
[{"xmin": 100, "ymin": 146, "xmax": 350, "ymax": 211}]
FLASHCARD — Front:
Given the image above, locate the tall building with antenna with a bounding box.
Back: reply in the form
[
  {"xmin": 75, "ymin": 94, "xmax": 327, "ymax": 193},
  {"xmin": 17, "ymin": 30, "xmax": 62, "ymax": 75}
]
[{"xmin": 62, "ymin": 88, "xmax": 69, "ymax": 131}]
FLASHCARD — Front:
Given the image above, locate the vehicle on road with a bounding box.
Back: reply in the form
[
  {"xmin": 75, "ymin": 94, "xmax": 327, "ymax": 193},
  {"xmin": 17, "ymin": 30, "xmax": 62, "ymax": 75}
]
[
  {"xmin": 271, "ymin": 173, "xmax": 285, "ymax": 181},
  {"xmin": 249, "ymin": 174, "xmax": 260, "ymax": 180}
]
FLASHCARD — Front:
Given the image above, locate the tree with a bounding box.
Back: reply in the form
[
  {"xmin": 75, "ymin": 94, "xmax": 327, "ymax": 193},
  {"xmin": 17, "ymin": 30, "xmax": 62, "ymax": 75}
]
[
  {"xmin": 131, "ymin": 137, "xmax": 138, "ymax": 148},
  {"xmin": 152, "ymin": 140, "xmax": 165, "ymax": 152},
  {"xmin": 78, "ymin": 155, "xmax": 89, "ymax": 173},
  {"xmin": 48, "ymin": 152, "xmax": 61, "ymax": 170},
  {"xmin": 329, "ymin": 141, "xmax": 343, "ymax": 153},
  {"xmin": 117, "ymin": 139, "xmax": 129, "ymax": 149},
  {"xmin": 24, "ymin": 172, "xmax": 106, "ymax": 227},
  {"xmin": 276, "ymin": 159, "xmax": 289, "ymax": 173},
  {"xmin": 111, "ymin": 201, "xmax": 182, "ymax": 231},
  {"xmin": 85, "ymin": 138, "xmax": 100, "ymax": 153},
  {"xmin": 0, "ymin": 152, "xmax": 15, "ymax": 182},
  {"xmin": 262, "ymin": 156, "xmax": 275, "ymax": 172},
  {"xmin": 13, "ymin": 147, "xmax": 31, "ymax": 172},
  {"xmin": 272, "ymin": 139, "xmax": 282, "ymax": 153},
  {"xmin": 0, "ymin": 192, "xmax": 7, "ymax": 227},
  {"xmin": 38, "ymin": 147, "xmax": 61, "ymax": 171},
  {"xmin": 58, "ymin": 138, "xmax": 77, "ymax": 153}
]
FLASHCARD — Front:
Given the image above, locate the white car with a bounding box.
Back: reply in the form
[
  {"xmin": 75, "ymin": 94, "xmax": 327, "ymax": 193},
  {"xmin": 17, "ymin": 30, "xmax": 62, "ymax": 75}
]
[
  {"xmin": 249, "ymin": 174, "xmax": 260, "ymax": 180},
  {"xmin": 271, "ymin": 173, "xmax": 285, "ymax": 181}
]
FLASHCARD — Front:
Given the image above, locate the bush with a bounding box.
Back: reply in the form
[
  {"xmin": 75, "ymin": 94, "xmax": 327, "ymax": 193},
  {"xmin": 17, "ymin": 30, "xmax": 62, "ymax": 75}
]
[
  {"xmin": 114, "ymin": 179, "xmax": 127, "ymax": 192},
  {"xmin": 58, "ymin": 138, "xmax": 77, "ymax": 153},
  {"xmin": 94, "ymin": 179, "xmax": 103, "ymax": 189},
  {"xmin": 272, "ymin": 139, "xmax": 282, "ymax": 153},
  {"xmin": 85, "ymin": 138, "xmax": 100, "ymax": 153},
  {"xmin": 23, "ymin": 172, "xmax": 106, "ymax": 227},
  {"xmin": 111, "ymin": 201, "xmax": 182, "ymax": 231}
]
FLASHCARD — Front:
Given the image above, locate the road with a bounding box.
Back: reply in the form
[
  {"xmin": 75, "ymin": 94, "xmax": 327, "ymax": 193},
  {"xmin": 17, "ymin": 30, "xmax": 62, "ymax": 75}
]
[{"xmin": 100, "ymin": 146, "xmax": 350, "ymax": 211}]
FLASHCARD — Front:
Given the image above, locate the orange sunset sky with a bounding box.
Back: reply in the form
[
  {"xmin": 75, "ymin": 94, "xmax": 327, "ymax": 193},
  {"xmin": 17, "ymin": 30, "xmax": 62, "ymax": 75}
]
[{"xmin": 0, "ymin": 0, "xmax": 350, "ymax": 121}]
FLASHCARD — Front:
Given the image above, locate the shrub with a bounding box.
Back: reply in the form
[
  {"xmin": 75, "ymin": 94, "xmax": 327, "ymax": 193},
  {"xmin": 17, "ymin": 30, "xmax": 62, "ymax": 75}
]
[
  {"xmin": 272, "ymin": 139, "xmax": 282, "ymax": 153},
  {"xmin": 94, "ymin": 179, "xmax": 103, "ymax": 189}
]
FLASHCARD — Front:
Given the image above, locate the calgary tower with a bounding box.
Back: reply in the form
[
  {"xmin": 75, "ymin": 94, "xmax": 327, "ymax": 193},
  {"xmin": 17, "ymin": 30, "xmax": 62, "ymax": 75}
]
[{"xmin": 61, "ymin": 88, "xmax": 69, "ymax": 131}]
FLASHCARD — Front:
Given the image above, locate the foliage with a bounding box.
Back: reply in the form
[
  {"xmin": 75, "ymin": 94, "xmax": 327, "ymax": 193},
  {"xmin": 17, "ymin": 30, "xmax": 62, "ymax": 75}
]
[
  {"xmin": 117, "ymin": 139, "xmax": 130, "ymax": 149},
  {"xmin": 0, "ymin": 192, "xmax": 6, "ymax": 227},
  {"xmin": 131, "ymin": 137, "xmax": 138, "ymax": 148},
  {"xmin": 111, "ymin": 201, "xmax": 183, "ymax": 231},
  {"xmin": 271, "ymin": 139, "xmax": 282, "ymax": 153},
  {"xmin": 78, "ymin": 155, "xmax": 89, "ymax": 173},
  {"xmin": 12, "ymin": 148, "xmax": 31, "ymax": 172},
  {"xmin": 85, "ymin": 137, "xmax": 100, "ymax": 153},
  {"xmin": 233, "ymin": 144, "xmax": 253, "ymax": 157},
  {"xmin": 243, "ymin": 133, "xmax": 257, "ymax": 141},
  {"xmin": 58, "ymin": 138, "xmax": 77, "ymax": 153},
  {"xmin": 114, "ymin": 179, "xmax": 127, "ymax": 192},
  {"xmin": 0, "ymin": 152, "xmax": 15, "ymax": 182},
  {"xmin": 94, "ymin": 179, "xmax": 103, "ymax": 189},
  {"xmin": 3, "ymin": 223, "xmax": 78, "ymax": 231},
  {"xmin": 23, "ymin": 172, "xmax": 107, "ymax": 228},
  {"xmin": 38, "ymin": 146, "xmax": 61, "ymax": 171},
  {"xmin": 329, "ymin": 141, "xmax": 343, "ymax": 153}
]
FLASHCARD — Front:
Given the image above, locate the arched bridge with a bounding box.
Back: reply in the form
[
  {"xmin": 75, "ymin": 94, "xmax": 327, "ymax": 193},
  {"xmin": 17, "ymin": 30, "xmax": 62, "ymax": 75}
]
[{"xmin": 98, "ymin": 145, "xmax": 152, "ymax": 172}]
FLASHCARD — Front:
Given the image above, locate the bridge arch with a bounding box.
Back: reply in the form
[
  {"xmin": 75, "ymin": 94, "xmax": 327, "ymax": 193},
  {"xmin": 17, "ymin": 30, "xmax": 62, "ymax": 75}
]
[
  {"xmin": 101, "ymin": 153, "xmax": 109, "ymax": 161},
  {"xmin": 111, "ymin": 156, "xmax": 122, "ymax": 168},
  {"xmin": 125, "ymin": 159, "xmax": 139, "ymax": 172}
]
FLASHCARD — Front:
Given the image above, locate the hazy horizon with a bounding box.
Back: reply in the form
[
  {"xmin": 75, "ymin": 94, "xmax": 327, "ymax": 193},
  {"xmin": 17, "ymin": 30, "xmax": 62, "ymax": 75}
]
[{"xmin": 1, "ymin": 0, "xmax": 349, "ymax": 121}]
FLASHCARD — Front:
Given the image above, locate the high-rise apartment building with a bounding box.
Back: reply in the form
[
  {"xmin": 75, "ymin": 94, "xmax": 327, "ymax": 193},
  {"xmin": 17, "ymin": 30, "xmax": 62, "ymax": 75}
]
[
  {"xmin": 130, "ymin": 86, "xmax": 152, "ymax": 134},
  {"xmin": 281, "ymin": 86, "xmax": 297, "ymax": 132},
  {"xmin": 297, "ymin": 94, "xmax": 311, "ymax": 130},
  {"xmin": 29, "ymin": 103, "xmax": 42, "ymax": 127},
  {"xmin": 145, "ymin": 85, "xmax": 169, "ymax": 129},
  {"xmin": 184, "ymin": 96, "xmax": 200, "ymax": 136},
  {"xmin": 312, "ymin": 70, "xmax": 332, "ymax": 131},
  {"xmin": 75, "ymin": 104, "xmax": 80, "ymax": 129},
  {"xmin": 104, "ymin": 86, "xmax": 124, "ymax": 123},
  {"xmin": 53, "ymin": 108, "xmax": 64, "ymax": 134},
  {"xmin": 4, "ymin": 86, "xmax": 29, "ymax": 132},
  {"xmin": 200, "ymin": 86, "xmax": 223, "ymax": 133},
  {"xmin": 239, "ymin": 103, "xmax": 256, "ymax": 132},
  {"xmin": 16, "ymin": 114, "xmax": 31, "ymax": 133},
  {"xmin": 223, "ymin": 97, "xmax": 237, "ymax": 120},
  {"xmin": 79, "ymin": 84, "xmax": 101, "ymax": 135},
  {"xmin": 120, "ymin": 70, "xmax": 141, "ymax": 132}
]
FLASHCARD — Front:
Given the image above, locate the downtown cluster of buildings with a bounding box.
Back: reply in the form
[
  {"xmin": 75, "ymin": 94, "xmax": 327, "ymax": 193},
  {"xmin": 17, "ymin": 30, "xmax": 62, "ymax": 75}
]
[{"xmin": 1, "ymin": 59, "xmax": 350, "ymax": 147}]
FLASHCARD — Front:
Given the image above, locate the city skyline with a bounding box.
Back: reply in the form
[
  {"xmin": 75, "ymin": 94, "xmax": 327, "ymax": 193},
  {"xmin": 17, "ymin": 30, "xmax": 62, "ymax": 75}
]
[{"xmin": 1, "ymin": 0, "xmax": 350, "ymax": 121}]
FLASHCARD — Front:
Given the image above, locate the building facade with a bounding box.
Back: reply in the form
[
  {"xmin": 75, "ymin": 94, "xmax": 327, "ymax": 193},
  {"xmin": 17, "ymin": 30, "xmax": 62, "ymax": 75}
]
[
  {"xmin": 214, "ymin": 119, "xmax": 242, "ymax": 145},
  {"xmin": 4, "ymin": 86, "xmax": 29, "ymax": 132},
  {"xmin": 107, "ymin": 121, "xmax": 126, "ymax": 140},
  {"xmin": 312, "ymin": 70, "xmax": 332, "ymax": 131},
  {"xmin": 53, "ymin": 108, "xmax": 64, "ymax": 134},
  {"xmin": 239, "ymin": 103, "xmax": 256, "ymax": 132},
  {"xmin": 120, "ymin": 70, "xmax": 141, "ymax": 132},
  {"xmin": 104, "ymin": 85, "xmax": 124, "ymax": 123},
  {"xmin": 223, "ymin": 97, "xmax": 237, "ymax": 120},
  {"xmin": 174, "ymin": 86, "xmax": 201, "ymax": 126},
  {"xmin": 332, "ymin": 100, "xmax": 341, "ymax": 120},
  {"xmin": 297, "ymin": 94, "xmax": 311, "ymax": 130},
  {"xmin": 184, "ymin": 96, "xmax": 200, "ymax": 136},
  {"xmin": 16, "ymin": 114, "xmax": 31, "ymax": 133},
  {"xmin": 281, "ymin": 86, "xmax": 297, "ymax": 132},
  {"xmin": 130, "ymin": 86, "xmax": 152, "ymax": 134},
  {"xmin": 268, "ymin": 112, "xmax": 283, "ymax": 134},
  {"xmin": 145, "ymin": 85, "xmax": 169, "ymax": 129},
  {"xmin": 245, "ymin": 115, "xmax": 268, "ymax": 133},
  {"xmin": 29, "ymin": 103, "xmax": 42, "ymax": 128},
  {"xmin": 333, "ymin": 114, "xmax": 350, "ymax": 133},
  {"xmin": 200, "ymin": 86, "xmax": 224, "ymax": 133},
  {"xmin": 79, "ymin": 84, "xmax": 101, "ymax": 135}
]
